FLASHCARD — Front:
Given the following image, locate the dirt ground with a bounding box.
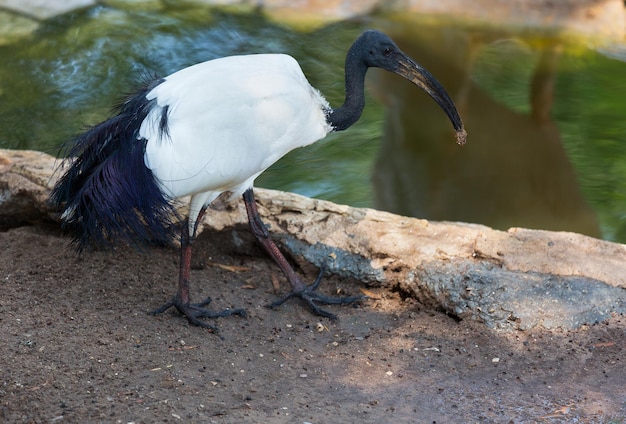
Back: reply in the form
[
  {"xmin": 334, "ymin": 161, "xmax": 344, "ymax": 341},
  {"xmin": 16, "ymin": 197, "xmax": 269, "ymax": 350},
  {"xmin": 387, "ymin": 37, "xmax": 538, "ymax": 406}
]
[{"xmin": 0, "ymin": 223, "xmax": 624, "ymax": 423}]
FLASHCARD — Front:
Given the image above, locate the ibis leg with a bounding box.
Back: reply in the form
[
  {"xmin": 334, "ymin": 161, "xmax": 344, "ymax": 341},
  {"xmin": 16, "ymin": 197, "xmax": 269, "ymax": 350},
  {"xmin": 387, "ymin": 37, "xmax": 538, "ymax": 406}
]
[
  {"xmin": 151, "ymin": 206, "xmax": 246, "ymax": 329},
  {"xmin": 242, "ymin": 188, "xmax": 365, "ymax": 320}
]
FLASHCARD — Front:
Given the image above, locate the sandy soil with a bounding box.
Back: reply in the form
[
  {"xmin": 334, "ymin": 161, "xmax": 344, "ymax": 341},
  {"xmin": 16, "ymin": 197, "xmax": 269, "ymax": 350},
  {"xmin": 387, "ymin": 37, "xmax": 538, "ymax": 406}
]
[{"xmin": 0, "ymin": 223, "xmax": 624, "ymax": 423}]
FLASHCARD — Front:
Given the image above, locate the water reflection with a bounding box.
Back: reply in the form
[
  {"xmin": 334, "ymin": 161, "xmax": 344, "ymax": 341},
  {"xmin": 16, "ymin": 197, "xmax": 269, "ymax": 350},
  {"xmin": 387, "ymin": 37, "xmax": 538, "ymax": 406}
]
[
  {"xmin": 0, "ymin": 8, "xmax": 620, "ymax": 241},
  {"xmin": 370, "ymin": 27, "xmax": 600, "ymax": 237}
]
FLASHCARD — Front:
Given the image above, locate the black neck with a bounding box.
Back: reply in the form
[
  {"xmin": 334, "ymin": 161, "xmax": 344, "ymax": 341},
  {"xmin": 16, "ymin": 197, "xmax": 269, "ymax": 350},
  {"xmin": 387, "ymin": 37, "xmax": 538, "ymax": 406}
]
[{"xmin": 326, "ymin": 46, "xmax": 368, "ymax": 132}]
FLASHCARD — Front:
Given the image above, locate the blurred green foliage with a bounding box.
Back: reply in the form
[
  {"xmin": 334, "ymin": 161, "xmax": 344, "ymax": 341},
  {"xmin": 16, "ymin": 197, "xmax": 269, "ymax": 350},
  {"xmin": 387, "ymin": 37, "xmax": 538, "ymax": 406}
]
[{"xmin": 0, "ymin": 4, "xmax": 623, "ymax": 241}]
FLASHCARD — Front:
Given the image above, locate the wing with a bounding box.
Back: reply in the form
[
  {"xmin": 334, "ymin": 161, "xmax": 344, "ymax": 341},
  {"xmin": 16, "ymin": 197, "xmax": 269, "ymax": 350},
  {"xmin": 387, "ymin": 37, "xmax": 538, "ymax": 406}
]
[{"xmin": 141, "ymin": 54, "xmax": 332, "ymax": 199}]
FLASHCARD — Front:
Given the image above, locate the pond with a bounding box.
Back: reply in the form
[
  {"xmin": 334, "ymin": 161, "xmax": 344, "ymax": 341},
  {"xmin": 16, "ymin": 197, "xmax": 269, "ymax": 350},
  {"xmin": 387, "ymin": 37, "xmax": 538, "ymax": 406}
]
[{"xmin": 0, "ymin": 5, "xmax": 624, "ymax": 243}]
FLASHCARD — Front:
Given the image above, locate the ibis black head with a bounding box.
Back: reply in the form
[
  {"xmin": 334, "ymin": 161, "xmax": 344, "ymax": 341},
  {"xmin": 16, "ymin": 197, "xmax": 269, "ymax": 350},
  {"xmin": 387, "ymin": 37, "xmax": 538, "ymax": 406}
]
[
  {"xmin": 353, "ymin": 30, "xmax": 406, "ymax": 70},
  {"xmin": 343, "ymin": 30, "xmax": 467, "ymax": 145}
]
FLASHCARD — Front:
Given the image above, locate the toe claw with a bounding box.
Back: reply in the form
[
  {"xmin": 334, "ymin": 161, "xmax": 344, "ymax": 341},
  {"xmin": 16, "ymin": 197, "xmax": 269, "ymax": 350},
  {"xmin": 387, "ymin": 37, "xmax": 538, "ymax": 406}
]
[{"xmin": 194, "ymin": 296, "xmax": 213, "ymax": 308}]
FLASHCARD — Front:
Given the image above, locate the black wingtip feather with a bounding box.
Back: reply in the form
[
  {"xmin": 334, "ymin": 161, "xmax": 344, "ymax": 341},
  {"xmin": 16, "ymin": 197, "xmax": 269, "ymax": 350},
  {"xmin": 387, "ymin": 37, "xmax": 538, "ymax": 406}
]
[{"xmin": 48, "ymin": 76, "xmax": 180, "ymax": 252}]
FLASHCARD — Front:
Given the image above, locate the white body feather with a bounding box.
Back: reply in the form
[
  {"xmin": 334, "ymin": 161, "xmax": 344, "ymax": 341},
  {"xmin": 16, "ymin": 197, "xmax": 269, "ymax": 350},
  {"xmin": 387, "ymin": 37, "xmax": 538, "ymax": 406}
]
[{"xmin": 140, "ymin": 54, "xmax": 332, "ymax": 228}]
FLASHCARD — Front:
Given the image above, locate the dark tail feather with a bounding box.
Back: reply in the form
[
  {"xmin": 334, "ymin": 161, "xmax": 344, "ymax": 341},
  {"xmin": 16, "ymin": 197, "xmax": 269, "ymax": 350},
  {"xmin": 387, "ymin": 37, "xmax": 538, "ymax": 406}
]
[{"xmin": 48, "ymin": 77, "xmax": 180, "ymax": 252}]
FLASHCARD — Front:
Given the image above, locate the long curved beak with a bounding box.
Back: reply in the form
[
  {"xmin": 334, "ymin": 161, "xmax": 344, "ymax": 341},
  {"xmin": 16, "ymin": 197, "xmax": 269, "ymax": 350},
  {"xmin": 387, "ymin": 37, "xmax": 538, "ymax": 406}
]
[{"xmin": 394, "ymin": 53, "xmax": 467, "ymax": 146}]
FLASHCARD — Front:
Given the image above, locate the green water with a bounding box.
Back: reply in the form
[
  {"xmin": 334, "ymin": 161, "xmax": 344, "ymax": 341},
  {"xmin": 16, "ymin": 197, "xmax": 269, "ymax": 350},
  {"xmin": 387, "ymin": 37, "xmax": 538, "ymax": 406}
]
[{"xmin": 0, "ymin": 5, "xmax": 624, "ymax": 242}]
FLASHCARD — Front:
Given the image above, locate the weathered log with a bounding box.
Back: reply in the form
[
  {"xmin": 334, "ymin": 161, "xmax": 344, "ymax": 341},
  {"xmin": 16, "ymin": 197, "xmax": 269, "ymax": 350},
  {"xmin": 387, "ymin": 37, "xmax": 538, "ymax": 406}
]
[{"xmin": 1, "ymin": 148, "xmax": 624, "ymax": 330}]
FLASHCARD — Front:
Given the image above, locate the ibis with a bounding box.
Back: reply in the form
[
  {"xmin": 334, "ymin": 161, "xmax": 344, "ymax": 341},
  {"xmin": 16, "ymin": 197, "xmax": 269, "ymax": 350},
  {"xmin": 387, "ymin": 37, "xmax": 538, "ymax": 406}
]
[{"xmin": 49, "ymin": 29, "xmax": 466, "ymax": 328}]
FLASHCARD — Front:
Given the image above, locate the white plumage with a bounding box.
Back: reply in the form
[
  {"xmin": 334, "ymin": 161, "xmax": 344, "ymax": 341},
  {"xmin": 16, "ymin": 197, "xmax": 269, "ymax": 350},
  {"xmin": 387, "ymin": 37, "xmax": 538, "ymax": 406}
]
[
  {"xmin": 143, "ymin": 56, "xmax": 330, "ymax": 194},
  {"xmin": 141, "ymin": 54, "xmax": 332, "ymax": 233}
]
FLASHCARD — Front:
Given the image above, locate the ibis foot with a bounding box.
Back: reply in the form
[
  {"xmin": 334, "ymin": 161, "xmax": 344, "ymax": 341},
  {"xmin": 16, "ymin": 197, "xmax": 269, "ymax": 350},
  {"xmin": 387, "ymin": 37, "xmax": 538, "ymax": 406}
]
[
  {"xmin": 151, "ymin": 295, "xmax": 247, "ymax": 329},
  {"xmin": 268, "ymin": 270, "xmax": 367, "ymax": 320}
]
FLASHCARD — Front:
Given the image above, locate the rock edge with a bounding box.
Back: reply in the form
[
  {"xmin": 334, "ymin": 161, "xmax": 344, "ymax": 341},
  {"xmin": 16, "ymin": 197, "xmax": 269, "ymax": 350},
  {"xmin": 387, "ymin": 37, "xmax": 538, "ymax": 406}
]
[{"xmin": 1, "ymin": 148, "xmax": 624, "ymax": 330}]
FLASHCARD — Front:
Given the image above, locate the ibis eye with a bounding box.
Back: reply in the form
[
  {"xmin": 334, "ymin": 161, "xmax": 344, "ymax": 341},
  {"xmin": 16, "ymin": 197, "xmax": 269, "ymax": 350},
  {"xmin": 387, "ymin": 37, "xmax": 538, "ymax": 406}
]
[{"xmin": 383, "ymin": 47, "xmax": 393, "ymax": 56}]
